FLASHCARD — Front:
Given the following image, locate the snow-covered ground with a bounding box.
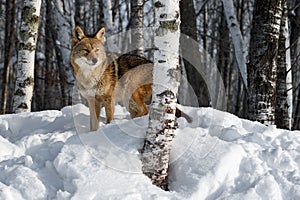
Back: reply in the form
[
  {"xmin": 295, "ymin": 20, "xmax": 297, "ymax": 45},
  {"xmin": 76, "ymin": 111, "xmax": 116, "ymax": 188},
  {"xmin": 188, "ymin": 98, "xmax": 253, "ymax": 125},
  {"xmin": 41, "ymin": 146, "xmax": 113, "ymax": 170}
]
[{"xmin": 0, "ymin": 104, "xmax": 300, "ymax": 200}]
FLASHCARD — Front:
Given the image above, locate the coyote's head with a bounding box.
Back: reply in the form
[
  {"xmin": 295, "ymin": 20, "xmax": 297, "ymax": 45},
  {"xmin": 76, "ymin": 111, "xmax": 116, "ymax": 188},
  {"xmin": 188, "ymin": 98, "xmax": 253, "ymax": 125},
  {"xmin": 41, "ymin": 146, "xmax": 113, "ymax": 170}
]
[{"xmin": 71, "ymin": 26, "xmax": 106, "ymax": 69}]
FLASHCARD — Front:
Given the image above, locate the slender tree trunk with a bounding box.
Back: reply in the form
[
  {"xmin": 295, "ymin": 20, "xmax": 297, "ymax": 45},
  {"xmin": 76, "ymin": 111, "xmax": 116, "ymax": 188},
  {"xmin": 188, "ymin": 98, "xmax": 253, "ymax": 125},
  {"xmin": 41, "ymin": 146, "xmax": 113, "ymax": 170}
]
[
  {"xmin": 285, "ymin": 15, "xmax": 293, "ymax": 129},
  {"xmin": 129, "ymin": 0, "xmax": 144, "ymax": 56},
  {"xmin": 290, "ymin": 0, "xmax": 300, "ymax": 130},
  {"xmin": 103, "ymin": 0, "xmax": 113, "ymax": 32},
  {"xmin": 53, "ymin": 0, "xmax": 75, "ymax": 106},
  {"xmin": 275, "ymin": 1, "xmax": 290, "ymax": 129},
  {"xmin": 179, "ymin": 0, "xmax": 210, "ymax": 107},
  {"xmin": 13, "ymin": 0, "xmax": 42, "ymax": 113},
  {"xmin": 44, "ymin": 0, "xmax": 58, "ymax": 109},
  {"xmin": 217, "ymin": 8, "xmax": 232, "ymax": 111},
  {"xmin": 75, "ymin": 0, "xmax": 85, "ymax": 30},
  {"xmin": 2, "ymin": 0, "xmax": 16, "ymax": 114},
  {"xmin": 32, "ymin": 1, "xmax": 46, "ymax": 111},
  {"xmin": 247, "ymin": 0, "xmax": 284, "ymax": 125},
  {"xmin": 142, "ymin": 0, "xmax": 181, "ymax": 191},
  {"xmin": 222, "ymin": 0, "xmax": 247, "ymax": 87}
]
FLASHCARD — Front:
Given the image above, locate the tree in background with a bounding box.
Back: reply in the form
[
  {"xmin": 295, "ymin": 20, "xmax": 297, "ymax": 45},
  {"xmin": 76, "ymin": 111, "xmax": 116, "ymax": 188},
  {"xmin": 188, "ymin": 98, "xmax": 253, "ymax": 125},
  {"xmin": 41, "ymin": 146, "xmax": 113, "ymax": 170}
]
[
  {"xmin": 52, "ymin": 0, "xmax": 75, "ymax": 106},
  {"xmin": 247, "ymin": 0, "xmax": 285, "ymax": 125},
  {"xmin": 289, "ymin": 0, "xmax": 300, "ymax": 130},
  {"xmin": 276, "ymin": 1, "xmax": 290, "ymax": 129},
  {"xmin": 179, "ymin": 0, "xmax": 210, "ymax": 108},
  {"xmin": 13, "ymin": 0, "xmax": 42, "ymax": 113},
  {"xmin": 142, "ymin": 0, "xmax": 181, "ymax": 190},
  {"xmin": 0, "ymin": 0, "xmax": 299, "ymax": 130},
  {"xmin": 129, "ymin": 0, "xmax": 144, "ymax": 56},
  {"xmin": 1, "ymin": 0, "xmax": 16, "ymax": 114}
]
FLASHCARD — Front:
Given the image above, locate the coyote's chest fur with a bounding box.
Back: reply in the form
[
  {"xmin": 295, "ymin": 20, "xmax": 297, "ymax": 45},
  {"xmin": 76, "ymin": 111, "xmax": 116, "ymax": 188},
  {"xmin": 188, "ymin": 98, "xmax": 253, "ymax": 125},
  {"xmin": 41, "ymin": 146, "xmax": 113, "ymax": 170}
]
[{"xmin": 73, "ymin": 58, "xmax": 115, "ymax": 98}]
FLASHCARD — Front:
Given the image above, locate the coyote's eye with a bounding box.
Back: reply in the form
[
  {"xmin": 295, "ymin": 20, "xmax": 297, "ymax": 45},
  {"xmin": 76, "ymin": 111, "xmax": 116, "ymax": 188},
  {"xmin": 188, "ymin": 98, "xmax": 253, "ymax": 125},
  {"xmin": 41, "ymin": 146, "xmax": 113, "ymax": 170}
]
[
  {"xmin": 95, "ymin": 48, "xmax": 100, "ymax": 52},
  {"xmin": 81, "ymin": 49, "xmax": 89, "ymax": 54}
]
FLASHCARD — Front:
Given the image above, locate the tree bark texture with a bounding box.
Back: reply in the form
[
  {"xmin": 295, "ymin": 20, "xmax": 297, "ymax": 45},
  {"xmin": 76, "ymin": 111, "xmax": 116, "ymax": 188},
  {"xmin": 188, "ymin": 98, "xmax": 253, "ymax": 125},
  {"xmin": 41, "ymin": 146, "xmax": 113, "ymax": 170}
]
[
  {"xmin": 275, "ymin": 1, "xmax": 290, "ymax": 129},
  {"xmin": 1, "ymin": 0, "xmax": 16, "ymax": 114},
  {"xmin": 129, "ymin": 0, "xmax": 144, "ymax": 56},
  {"xmin": 247, "ymin": 0, "xmax": 284, "ymax": 125},
  {"xmin": 13, "ymin": 0, "xmax": 42, "ymax": 113},
  {"xmin": 142, "ymin": 0, "xmax": 181, "ymax": 191}
]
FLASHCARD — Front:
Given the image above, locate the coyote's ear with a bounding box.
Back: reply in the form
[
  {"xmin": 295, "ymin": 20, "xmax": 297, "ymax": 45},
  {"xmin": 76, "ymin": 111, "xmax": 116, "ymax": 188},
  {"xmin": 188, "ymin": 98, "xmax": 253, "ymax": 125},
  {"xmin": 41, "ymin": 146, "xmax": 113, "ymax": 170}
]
[
  {"xmin": 95, "ymin": 27, "xmax": 106, "ymax": 44},
  {"xmin": 73, "ymin": 26, "xmax": 85, "ymax": 45}
]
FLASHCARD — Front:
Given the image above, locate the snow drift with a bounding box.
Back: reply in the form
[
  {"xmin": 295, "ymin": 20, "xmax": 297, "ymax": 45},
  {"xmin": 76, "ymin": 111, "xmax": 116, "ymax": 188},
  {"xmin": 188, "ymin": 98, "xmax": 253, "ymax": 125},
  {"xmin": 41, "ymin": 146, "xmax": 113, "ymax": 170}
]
[{"xmin": 0, "ymin": 104, "xmax": 300, "ymax": 200}]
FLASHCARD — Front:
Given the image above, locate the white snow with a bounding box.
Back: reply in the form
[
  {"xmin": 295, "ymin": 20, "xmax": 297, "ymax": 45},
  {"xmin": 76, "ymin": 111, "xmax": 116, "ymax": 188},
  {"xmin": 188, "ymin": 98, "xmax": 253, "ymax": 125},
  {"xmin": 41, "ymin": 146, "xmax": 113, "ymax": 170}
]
[{"xmin": 0, "ymin": 104, "xmax": 300, "ymax": 200}]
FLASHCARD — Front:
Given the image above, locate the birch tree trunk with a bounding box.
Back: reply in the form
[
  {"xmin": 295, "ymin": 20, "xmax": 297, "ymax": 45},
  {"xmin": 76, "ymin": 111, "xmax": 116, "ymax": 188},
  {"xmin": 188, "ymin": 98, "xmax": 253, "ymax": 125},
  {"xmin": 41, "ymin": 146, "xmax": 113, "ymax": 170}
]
[
  {"xmin": 284, "ymin": 16, "xmax": 293, "ymax": 130},
  {"xmin": 129, "ymin": 0, "xmax": 144, "ymax": 56},
  {"xmin": 247, "ymin": 0, "xmax": 284, "ymax": 125},
  {"xmin": 222, "ymin": 0, "xmax": 247, "ymax": 88},
  {"xmin": 142, "ymin": 0, "xmax": 181, "ymax": 191},
  {"xmin": 13, "ymin": 0, "xmax": 42, "ymax": 113}
]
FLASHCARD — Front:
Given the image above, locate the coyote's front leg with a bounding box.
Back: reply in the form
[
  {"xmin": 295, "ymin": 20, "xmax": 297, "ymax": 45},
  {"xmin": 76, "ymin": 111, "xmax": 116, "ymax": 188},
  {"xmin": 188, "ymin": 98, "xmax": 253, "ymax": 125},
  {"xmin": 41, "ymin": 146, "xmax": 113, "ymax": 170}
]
[
  {"xmin": 87, "ymin": 97, "xmax": 101, "ymax": 131},
  {"xmin": 103, "ymin": 95, "xmax": 115, "ymax": 124}
]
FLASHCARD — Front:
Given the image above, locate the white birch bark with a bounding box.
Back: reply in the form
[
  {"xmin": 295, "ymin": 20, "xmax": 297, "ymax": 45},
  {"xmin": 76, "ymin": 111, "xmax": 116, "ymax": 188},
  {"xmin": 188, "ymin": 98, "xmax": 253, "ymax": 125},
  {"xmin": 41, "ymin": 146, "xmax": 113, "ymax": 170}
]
[
  {"xmin": 142, "ymin": 0, "xmax": 180, "ymax": 190},
  {"xmin": 222, "ymin": 0, "xmax": 247, "ymax": 88},
  {"xmin": 285, "ymin": 17, "xmax": 293, "ymax": 130},
  {"xmin": 13, "ymin": 0, "xmax": 42, "ymax": 113}
]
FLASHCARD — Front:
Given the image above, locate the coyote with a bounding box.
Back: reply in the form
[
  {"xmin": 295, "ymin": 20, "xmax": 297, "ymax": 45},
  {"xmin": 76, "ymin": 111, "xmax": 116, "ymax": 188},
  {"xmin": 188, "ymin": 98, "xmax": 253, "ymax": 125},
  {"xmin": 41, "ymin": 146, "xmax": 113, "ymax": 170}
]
[{"xmin": 71, "ymin": 26, "xmax": 153, "ymax": 131}]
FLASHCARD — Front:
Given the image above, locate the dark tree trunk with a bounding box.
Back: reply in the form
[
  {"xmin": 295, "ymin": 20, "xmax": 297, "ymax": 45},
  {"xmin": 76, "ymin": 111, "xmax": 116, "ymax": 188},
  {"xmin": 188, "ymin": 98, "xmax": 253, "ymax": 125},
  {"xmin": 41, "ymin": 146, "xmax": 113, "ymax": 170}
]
[
  {"xmin": 2, "ymin": 0, "xmax": 16, "ymax": 114},
  {"xmin": 44, "ymin": 0, "xmax": 59, "ymax": 110},
  {"xmin": 275, "ymin": 1, "xmax": 290, "ymax": 129},
  {"xmin": 289, "ymin": 0, "xmax": 300, "ymax": 130},
  {"xmin": 179, "ymin": 0, "xmax": 210, "ymax": 107},
  {"xmin": 247, "ymin": 0, "xmax": 284, "ymax": 125}
]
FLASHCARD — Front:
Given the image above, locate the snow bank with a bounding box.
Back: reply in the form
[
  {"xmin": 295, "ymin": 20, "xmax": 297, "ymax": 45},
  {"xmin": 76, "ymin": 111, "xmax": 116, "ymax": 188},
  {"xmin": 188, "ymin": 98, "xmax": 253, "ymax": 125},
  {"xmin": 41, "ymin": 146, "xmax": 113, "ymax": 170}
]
[{"xmin": 0, "ymin": 104, "xmax": 299, "ymax": 199}]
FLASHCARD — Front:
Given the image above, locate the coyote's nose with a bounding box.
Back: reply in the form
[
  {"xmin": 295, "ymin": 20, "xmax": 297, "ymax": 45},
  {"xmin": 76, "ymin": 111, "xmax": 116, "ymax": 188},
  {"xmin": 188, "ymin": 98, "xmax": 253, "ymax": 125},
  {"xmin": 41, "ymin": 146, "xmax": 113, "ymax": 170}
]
[{"xmin": 92, "ymin": 58, "xmax": 98, "ymax": 64}]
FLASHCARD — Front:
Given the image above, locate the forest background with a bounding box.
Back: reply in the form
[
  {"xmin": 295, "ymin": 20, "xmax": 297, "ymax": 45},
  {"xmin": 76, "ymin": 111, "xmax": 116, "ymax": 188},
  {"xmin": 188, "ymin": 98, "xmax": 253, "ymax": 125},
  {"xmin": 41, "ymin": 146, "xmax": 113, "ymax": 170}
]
[{"xmin": 0, "ymin": 0, "xmax": 299, "ymax": 130}]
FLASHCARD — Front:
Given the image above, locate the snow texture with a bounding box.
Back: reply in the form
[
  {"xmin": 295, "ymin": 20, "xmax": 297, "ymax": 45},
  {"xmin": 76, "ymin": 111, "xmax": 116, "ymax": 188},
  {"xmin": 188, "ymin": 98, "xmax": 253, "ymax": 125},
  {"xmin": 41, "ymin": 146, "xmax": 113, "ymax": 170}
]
[{"xmin": 0, "ymin": 104, "xmax": 300, "ymax": 199}]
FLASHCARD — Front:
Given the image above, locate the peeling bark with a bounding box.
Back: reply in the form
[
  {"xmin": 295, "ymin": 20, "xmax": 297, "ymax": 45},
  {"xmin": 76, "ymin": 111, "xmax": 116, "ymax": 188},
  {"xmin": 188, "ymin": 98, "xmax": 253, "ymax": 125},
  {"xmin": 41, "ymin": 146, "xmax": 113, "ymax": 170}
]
[
  {"xmin": 13, "ymin": 0, "xmax": 42, "ymax": 113},
  {"xmin": 142, "ymin": 0, "xmax": 180, "ymax": 190}
]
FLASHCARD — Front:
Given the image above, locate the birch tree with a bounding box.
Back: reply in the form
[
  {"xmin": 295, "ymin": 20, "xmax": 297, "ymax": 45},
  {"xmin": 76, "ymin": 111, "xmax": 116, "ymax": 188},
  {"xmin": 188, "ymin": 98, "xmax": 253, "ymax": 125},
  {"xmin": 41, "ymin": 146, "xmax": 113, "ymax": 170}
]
[
  {"xmin": 129, "ymin": 0, "xmax": 144, "ymax": 56},
  {"xmin": 247, "ymin": 0, "xmax": 284, "ymax": 125},
  {"xmin": 222, "ymin": 0, "xmax": 247, "ymax": 87},
  {"xmin": 13, "ymin": 0, "xmax": 42, "ymax": 113},
  {"xmin": 141, "ymin": 0, "xmax": 181, "ymax": 190}
]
